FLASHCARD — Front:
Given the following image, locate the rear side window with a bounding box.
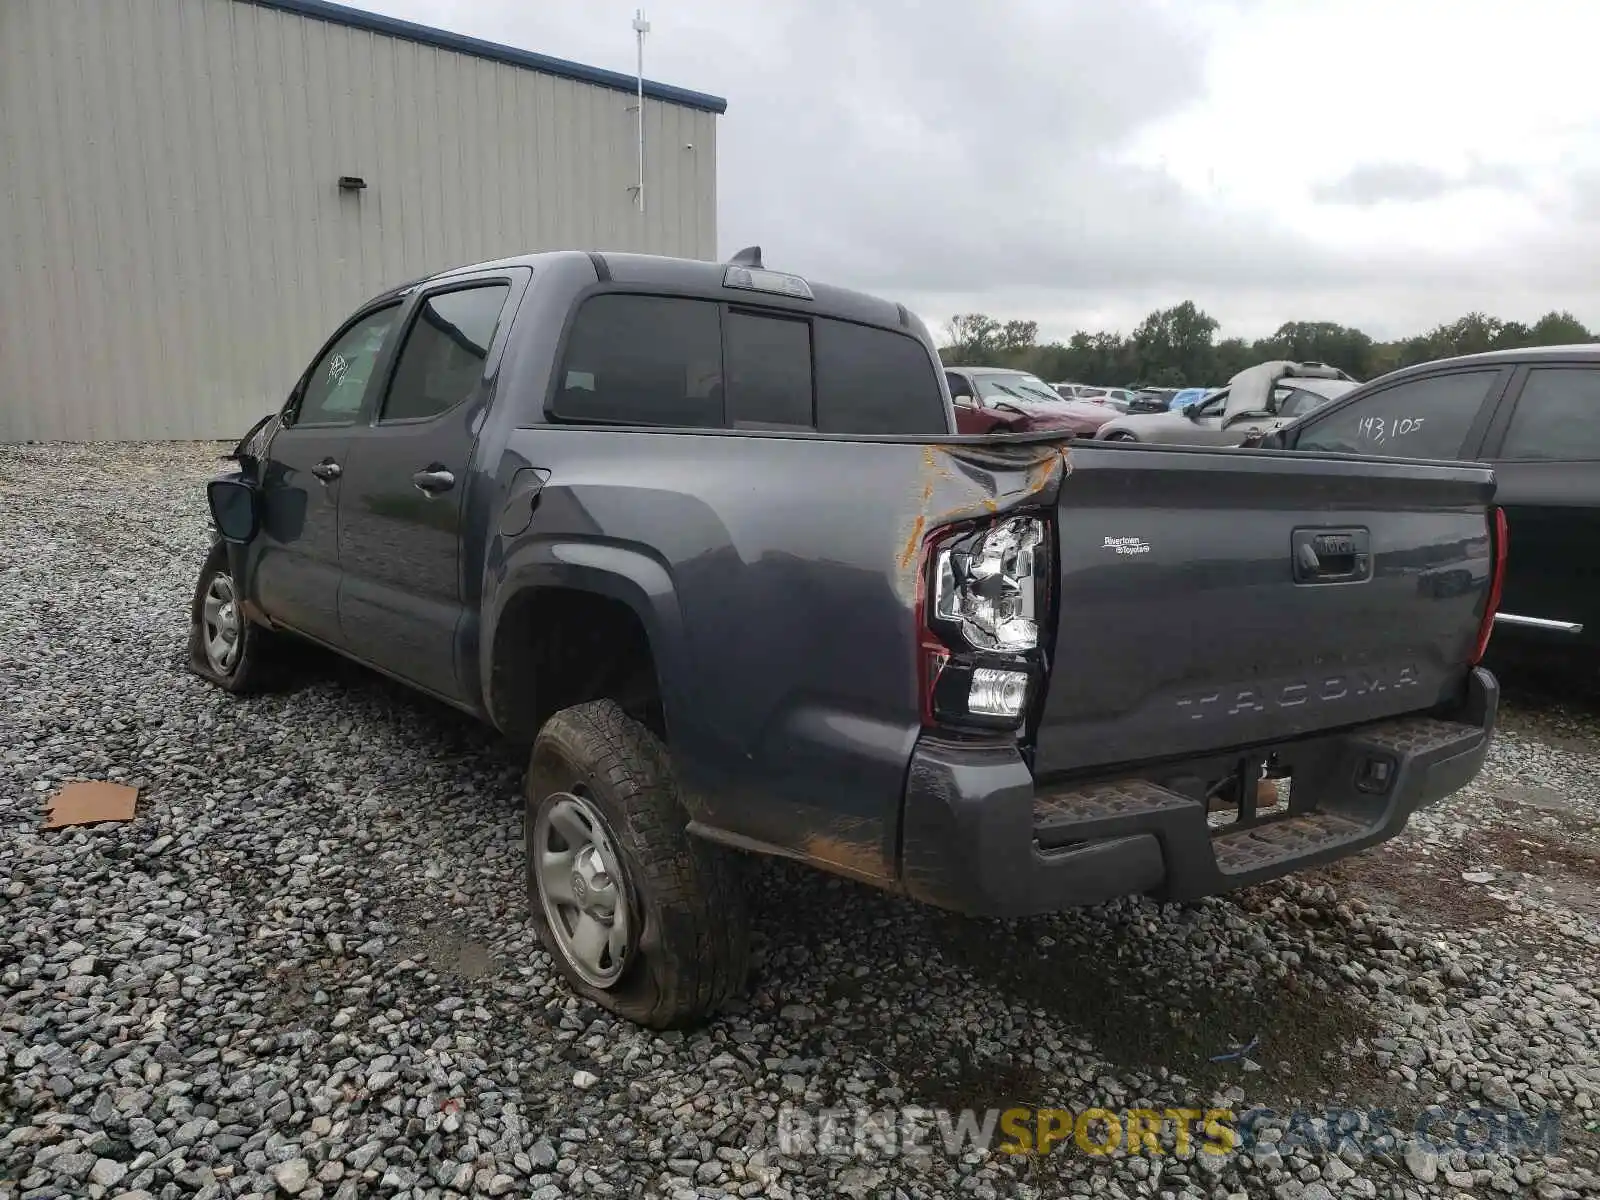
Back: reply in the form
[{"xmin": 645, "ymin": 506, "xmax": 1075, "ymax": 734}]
[
  {"xmin": 725, "ymin": 311, "xmax": 813, "ymax": 429},
  {"xmin": 552, "ymin": 295, "xmax": 723, "ymax": 426},
  {"xmin": 381, "ymin": 285, "xmax": 509, "ymax": 422},
  {"xmin": 1498, "ymin": 367, "xmax": 1600, "ymax": 461},
  {"xmin": 818, "ymin": 320, "xmax": 948, "ymax": 435},
  {"xmin": 1295, "ymin": 370, "xmax": 1497, "ymax": 459}
]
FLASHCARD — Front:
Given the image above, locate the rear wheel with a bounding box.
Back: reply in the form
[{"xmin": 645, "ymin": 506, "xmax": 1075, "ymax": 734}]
[
  {"xmin": 187, "ymin": 544, "xmax": 276, "ymax": 693},
  {"xmin": 525, "ymin": 699, "xmax": 749, "ymax": 1028}
]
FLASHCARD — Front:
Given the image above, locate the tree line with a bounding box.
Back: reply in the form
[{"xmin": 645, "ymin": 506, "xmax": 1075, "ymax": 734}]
[{"xmin": 939, "ymin": 304, "xmax": 1596, "ymax": 388}]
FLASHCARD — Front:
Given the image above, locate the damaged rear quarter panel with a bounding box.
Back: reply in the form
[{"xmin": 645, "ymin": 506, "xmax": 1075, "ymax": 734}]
[{"xmin": 500, "ymin": 427, "xmax": 1068, "ymax": 888}]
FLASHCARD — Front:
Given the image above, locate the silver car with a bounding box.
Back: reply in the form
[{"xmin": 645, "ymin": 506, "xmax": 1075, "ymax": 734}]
[{"xmin": 1094, "ymin": 361, "xmax": 1359, "ymax": 445}]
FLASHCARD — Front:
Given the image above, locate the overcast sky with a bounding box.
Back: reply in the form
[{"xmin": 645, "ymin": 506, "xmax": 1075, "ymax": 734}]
[{"xmin": 355, "ymin": 0, "xmax": 1600, "ymax": 343}]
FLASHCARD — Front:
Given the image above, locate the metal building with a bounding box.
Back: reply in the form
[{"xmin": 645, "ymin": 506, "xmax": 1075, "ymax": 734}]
[{"xmin": 0, "ymin": 0, "xmax": 725, "ymax": 441}]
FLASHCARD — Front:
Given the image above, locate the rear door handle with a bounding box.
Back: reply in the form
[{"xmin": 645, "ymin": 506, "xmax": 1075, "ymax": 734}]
[
  {"xmin": 412, "ymin": 467, "xmax": 456, "ymax": 495},
  {"xmin": 310, "ymin": 459, "xmax": 342, "ymax": 481}
]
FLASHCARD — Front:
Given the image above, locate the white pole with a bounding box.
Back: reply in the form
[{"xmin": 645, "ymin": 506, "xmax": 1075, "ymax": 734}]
[{"xmin": 633, "ymin": 10, "xmax": 649, "ymax": 215}]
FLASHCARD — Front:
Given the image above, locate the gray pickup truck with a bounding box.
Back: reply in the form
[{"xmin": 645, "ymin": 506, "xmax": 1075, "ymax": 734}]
[{"xmin": 195, "ymin": 248, "xmax": 1505, "ymax": 1027}]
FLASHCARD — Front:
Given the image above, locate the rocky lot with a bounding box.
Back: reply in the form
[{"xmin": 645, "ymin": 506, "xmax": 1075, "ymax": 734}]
[{"xmin": 2, "ymin": 440, "xmax": 1599, "ymax": 1200}]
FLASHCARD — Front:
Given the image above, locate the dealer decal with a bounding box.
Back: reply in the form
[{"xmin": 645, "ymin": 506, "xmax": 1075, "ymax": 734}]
[{"xmin": 1103, "ymin": 536, "xmax": 1151, "ymax": 556}]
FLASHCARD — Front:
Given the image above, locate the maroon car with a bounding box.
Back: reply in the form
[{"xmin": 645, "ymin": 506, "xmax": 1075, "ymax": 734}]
[{"xmin": 944, "ymin": 366, "xmax": 1115, "ymax": 436}]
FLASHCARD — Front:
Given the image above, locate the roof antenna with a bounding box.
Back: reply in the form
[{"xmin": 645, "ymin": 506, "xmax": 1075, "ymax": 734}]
[{"xmin": 728, "ymin": 246, "xmax": 763, "ymax": 268}]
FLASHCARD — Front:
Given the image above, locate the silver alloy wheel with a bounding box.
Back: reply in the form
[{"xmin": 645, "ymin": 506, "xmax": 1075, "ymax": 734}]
[
  {"xmin": 202, "ymin": 573, "xmax": 243, "ymax": 675},
  {"xmin": 533, "ymin": 791, "xmax": 634, "ymax": 989}
]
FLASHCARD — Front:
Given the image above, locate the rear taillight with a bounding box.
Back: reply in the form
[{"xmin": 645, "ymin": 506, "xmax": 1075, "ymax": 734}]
[
  {"xmin": 1471, "ymin": 506, "xmax": 1508, "ymax": 665},
  {"xmin": 916, "ymin": 514, "xmax": 1050, "ymax": 731}
]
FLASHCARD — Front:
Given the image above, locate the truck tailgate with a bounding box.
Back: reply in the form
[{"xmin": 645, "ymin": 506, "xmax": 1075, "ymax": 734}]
[{"xmin": 1033, "ymin": 444, "xmax": 1498, "ymax": 778}]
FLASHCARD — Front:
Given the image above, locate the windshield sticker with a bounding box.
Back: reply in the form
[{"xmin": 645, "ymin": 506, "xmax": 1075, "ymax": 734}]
[
  {"xmin": 1103, "ymin": 536, "xmax": 1151, "ymax": 556},
  {"xmin": 328, "ymin": 353, "xmax": 350, "ymax": 387}
]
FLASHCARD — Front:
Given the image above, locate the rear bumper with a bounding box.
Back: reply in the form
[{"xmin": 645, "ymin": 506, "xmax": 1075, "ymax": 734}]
[{"xmin": 899, "ymin": 667, "xmax": 1498, "ymax": 918}]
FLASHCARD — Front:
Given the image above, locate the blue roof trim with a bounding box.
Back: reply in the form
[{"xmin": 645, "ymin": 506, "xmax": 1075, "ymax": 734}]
[{"xmin": 242, "ymin": 0, "xmax": 728, "ymax": 114}]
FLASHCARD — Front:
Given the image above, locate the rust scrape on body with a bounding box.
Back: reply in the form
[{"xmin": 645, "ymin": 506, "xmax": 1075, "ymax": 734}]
[{"xmin": 802, "ymin": 831, "xmax": 897, "ymax": 887}]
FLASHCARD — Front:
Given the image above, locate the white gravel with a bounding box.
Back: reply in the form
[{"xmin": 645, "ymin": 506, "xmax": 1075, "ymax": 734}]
[{"xmin": 3, "ymin": 441, "xmax": 1599, "ymax": 1200}]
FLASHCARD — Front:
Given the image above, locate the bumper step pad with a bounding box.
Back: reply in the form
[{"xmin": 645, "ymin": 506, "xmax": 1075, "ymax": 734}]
[
  {"xmin": 1027, "ymin": 714, "xmax": 1486, "ymax": 895},
  {"xmin": 1212, "ymin": 812, "xmax": 1368, "ymax": 874},
  {"xmin": 1033, "ymin": 778, "xmax": 1197, "ymax": 846}
]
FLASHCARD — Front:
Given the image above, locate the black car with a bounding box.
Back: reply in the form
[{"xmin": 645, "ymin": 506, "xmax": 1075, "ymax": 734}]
[{"xmin": 1265, "ymin": 344, "xmax": 1599, "ymax": 650}]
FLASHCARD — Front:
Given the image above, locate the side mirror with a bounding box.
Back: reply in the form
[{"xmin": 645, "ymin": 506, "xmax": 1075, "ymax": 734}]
[
  {"xmin": 952, "ymin": 392, "xmax": 977, "ymax": 409},
  {"xmin": 1184, "ymin": 405, "xmax": 1205, "ymax": 421},
  {"xmin": 1255, "ymin": 430, "xmax": 1288, "ymax": 450},
  {"xmin": 207, "ymin": 475, "xmax": 260, "ymax": 543}
]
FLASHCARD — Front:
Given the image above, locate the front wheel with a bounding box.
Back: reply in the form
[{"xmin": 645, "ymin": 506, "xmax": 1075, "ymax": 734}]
[
  {"xmin": 187, "ymin": 544, "xmax": 275, "ymax": 693},
  {"xmin": 1104, "ymin": 430, "xmax": 1139, "ymax": 442},
  {"xmin": 525, "ymin": 700, "xmax": 750, "ymax": 1028}
]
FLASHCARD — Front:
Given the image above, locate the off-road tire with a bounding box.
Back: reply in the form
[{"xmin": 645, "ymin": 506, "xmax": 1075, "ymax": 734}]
[
  {"xmin": 187, "ymin": 543, "xmax": 277, "ymax": 694},
  {"xmin": 525, "ymin": 699, "xmax": 750, "ymax": 1028}
]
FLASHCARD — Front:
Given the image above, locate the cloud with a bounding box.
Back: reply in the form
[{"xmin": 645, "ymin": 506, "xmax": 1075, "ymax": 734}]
[
  {"xmin": 350, "ymin": 0, "xmax": 1600, "ymax": 340},
  {"xmin": 1314, "ymin": 161, "xmax": 1528, "ymax": 206}
]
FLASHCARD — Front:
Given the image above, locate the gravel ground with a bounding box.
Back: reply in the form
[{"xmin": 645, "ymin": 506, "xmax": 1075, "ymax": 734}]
[{"xmin": 3, "ymin": 440, "xmax": 1599, "ymax": 1200}]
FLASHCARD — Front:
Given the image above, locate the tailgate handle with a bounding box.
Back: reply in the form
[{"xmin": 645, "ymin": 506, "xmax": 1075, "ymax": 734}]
[{"xmin": 1292, "ymin": 528, "xmax": 1371, "ymax": 584}]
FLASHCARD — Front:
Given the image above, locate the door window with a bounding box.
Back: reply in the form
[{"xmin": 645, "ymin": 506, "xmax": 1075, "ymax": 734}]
[
  {"xmin": 1294, "ymin": 370, "xmax": 1498, "ymax": 459},
  {"xmin": 551, "ymin": 295, "xmax": 724, "ymax": 427},
  {"xmin": 296, "ymin": 305, "xmax": 401, "ymax": 426},
  {"xmin": 1498, "ymin": 367, "xmax": 1600, "ymax": 461},
  {"xmin": 380, "ymin": 285, "xmax": 511, "ymax": 423}
]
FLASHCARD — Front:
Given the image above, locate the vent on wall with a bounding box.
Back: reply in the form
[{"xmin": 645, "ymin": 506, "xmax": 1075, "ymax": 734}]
[{"xmin": 338, "ymin": 176, "xmax": 367, "ymax": 192}]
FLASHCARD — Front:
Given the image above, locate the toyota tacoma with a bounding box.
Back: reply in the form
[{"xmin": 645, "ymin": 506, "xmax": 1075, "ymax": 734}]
[{"xmin": 193, "ymin": 247, "xmax": 1504, "ymax": 1027}]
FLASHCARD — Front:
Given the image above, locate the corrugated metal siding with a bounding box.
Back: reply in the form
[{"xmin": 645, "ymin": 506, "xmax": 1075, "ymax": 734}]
[{"xmin": 0, "ymin": 0, "xmax": 719, "ymax": 441}]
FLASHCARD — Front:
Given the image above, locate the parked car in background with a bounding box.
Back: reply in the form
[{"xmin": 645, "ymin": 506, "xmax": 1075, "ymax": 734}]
[
  {"xmin": 1127, "ymin": 388, "xmax": 1177, "ymax": 413},
  {"xmin": 1056, "ymin": 386, "xmax": 1138, "ymax": 411},
  {"xmin": 1262, "ymin": 344, "xmax": 1600, "ymax": 652},
  {"xmin": 946, "ymin": 367, "xmax": 1113, "ymax": 435},
  {"xmin": 1096, "ymin": 362, "xmax": 1358, "ymax": 445},
  {"xmin": 1169, "ymin": 387, "xmax": 1216, "ymax": 411}
]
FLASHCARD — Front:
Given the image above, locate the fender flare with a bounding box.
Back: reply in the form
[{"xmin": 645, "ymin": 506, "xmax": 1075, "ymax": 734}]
[{"xmin": 479, "ymin": 537, "xmax": 694, "ymax": 740}]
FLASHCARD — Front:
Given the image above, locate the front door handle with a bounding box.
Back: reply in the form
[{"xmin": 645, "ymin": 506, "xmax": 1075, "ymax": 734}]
[
  {"xmin": 310, "ymin": 458, "xmax": 342, "ymax": 482},
  {"xmin": 412, "ymin": 467, "xmax": 456, "ymax": 495}
]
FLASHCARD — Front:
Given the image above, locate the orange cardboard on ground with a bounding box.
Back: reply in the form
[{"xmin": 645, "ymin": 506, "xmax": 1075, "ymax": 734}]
[{"xmin": 44, "ymin": 781, "xmax": 139, "ymax": 828}]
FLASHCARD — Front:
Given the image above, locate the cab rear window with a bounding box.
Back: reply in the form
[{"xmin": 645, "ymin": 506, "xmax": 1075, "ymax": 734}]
[{"xmin": 549, "ymin": 295, "xmax": 947, "ymax": 436}]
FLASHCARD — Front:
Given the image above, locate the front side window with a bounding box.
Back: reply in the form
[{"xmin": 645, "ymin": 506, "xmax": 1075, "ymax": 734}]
[
  {"xmin": 1498, "ymin": 367, "xmax": 1600, "ymax": 461},
  {"xmin": 1277, "ymin": 387, "xmax": 1325, "ymax": 419},
  {"xmin": 380, "ymin": 285, "xmax": 510, "ymax": 423},
  {"xmin": 297, "ymin": 305, "xmax": 401, "ymax": 426},
  {"xmin": 1294, "ymin": 370, "xmax": 1497, "ymax": 459},
  {"xmin": 552, "ymin": 295, "xmax": 723, "ymax": 427}
]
